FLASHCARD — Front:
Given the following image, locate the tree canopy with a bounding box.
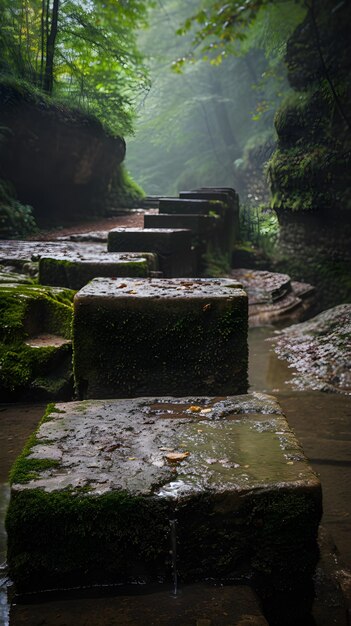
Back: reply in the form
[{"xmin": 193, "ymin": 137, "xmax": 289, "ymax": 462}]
[{"xmin": 0, "ymin": 0, "xmax": 150, "ymax": 134}]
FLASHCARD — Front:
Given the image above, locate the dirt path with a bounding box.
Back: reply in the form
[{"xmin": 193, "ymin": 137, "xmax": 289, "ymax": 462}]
[{"xmin": 26, "ymin": 211, "xmax": 147, "ymax": 241}]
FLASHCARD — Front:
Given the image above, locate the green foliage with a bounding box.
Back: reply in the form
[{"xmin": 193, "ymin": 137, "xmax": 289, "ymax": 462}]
[
  {"xmin": 0, "ymin": 0, "xmax": 150, "ymax": 134},
  {"xmin": 0, "ymin": 177, "xmax": 38, "ymax": 238},
  {"xmin": 127, "ymin": 0, "xmax": 305, "ymax": 199},
  {"xmin": 240, "ymin": 203, "xmax": 279, "ymax": 255},
  {"xmin": 108, "ymin": 166, "xmax": 145, "ymax": 208},
  {"xmin": 175, "ymin": 0, "xmax": 305, "ymax": 65}
]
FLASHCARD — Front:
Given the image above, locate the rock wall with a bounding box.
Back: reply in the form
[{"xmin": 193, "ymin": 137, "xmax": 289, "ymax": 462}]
[
  {"xmin": 268, "ymin": 0, "xmax": 351, "ymax": 308},
  {"xmin": 0, "ymin": 79, "xmax": 126, "ymax": 229}
]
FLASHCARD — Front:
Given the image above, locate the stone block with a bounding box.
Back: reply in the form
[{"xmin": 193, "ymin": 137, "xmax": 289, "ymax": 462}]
[
  {"xmin": 6, "ymin": 394, "xmax": 322, "ymax": 595},
  {"xmin": 11, "ymin": 584, "xmax": 269, "ymax": 625},
  {"xmin": 73, "ymin": 277, "xmax": 247, "ymax": 399},
  {"xmin": 195, "ymin": 187, "xmax": 239, "ymax": 204},
  {"xmin": 158, "ymin": 197, "xmax": 222, "ymax": 215},
  {"xmin": 179, "ymin": 189, "xmax": 234, "ymax": 208},
  {"xmin": 143, "ymin": 213, "xmax": 221, "ymax": 274},
  {"xmin": 39, "ymin": 252, "xmax": 157, "ymax": 290},
  {"xmin": 143, "ymin": 213, "xmax": 217, "ymax": 236},
  {"xmin": 107, "ymin": 228, "xmax": 193, "ymax": 277}
]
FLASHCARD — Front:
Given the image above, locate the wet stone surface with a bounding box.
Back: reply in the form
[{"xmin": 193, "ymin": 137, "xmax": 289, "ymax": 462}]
[
  {"xmin": 230, "ymin": 269, "xmax": 316, "ymax": 327},
  {"xmin": 73, "ymin": 277, "xmax": 247, "ymax": 399},
  {"xmin": 7, "ymin": 393, "xmax": 322, "ymax": 594},
  {"xmin": 107, "ymin": 227, "xmax": 194, "ymax": 277},
  {"xmin": 0, "ymin": 240, "xmax": 106, "ymax": 263},
  {"xmin": 10, "ymin": 583, "xmax": 269, "ymax": 626},
  {"xmin": 158, "ymin": 197, "xmax": 224, "ymax": 216},
  {"xmin": 272, "ymin": 303, "xmax": 351, "ymax": 394},
  {"xmin": 39, "ymin": 252, "xmax": 156, "ymax": 290}
]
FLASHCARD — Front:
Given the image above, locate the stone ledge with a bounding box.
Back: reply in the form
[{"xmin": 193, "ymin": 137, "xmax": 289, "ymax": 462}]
[{"xmin": 6, "ymin": 393, "xmax": 322, "ymax": 594}]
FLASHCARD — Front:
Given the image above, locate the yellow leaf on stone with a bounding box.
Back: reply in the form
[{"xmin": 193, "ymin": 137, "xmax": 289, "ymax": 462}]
[
  {"xmin": 200, "ymin": 408, "xmax": 212, "ymax": 414},
  {"xmin": 188, "ymin": 405, "xmax": 202, "ymax": 412},
  {"xmin": 165, "ymin": 451, "xmax": 189, "ymax": 463}
]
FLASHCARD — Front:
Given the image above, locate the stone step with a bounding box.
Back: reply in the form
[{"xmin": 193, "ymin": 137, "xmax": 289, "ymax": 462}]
[
  {"xmin": 195, "ymin": 187, "xmax": 239, "ymax": 203},
  {"xmin": 144, "ymin": 212, "xmax": 218, "ymax": 236},
  {"xmin": 107, "ymin": 228, "xmax": 194, "ymax": 278},
  {"xmin": 39, "ymin": 252, "xmax": 157, "ymax": 290},
  {"xmin": 73, "ymin": 277, "xmax": 247, "ymax": 399},
  {"xmin": 11, "ymin": 584, "xmax": 269, "ymax": 625},
  {"xmin": 143, "ymin": 213, "xmax": 219, "ymax": 271},
  {"xmin": 159, "ymin": 198, "xmax": 224, "ymax": 216},
  {"xmin": 179, "ymin": 189, "xmax": 235, "ymax": 208},
  {"xmin": 230, "ymin": 269, "xmax": 317, "ymax": 327},
  {"xmin": 6, "ymin": 393, "xmax": 322, "ymax": 599},
  {"xmin": 0, "ymin": 240, "xmax": 106, "ymax": 264}
]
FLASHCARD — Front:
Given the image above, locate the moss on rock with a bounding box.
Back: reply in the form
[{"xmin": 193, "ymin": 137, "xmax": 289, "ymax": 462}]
[{"xmin": 0, "ymin": 284, "xmax": 75, "ymax": 400}]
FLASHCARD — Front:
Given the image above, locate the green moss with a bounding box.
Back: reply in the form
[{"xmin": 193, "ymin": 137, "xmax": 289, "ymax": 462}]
[
  {"xmin": 6, "ymin": 486, "xmax": 171, "ymax": 591},
  {"xmin": 73, "ymin": 295, "xmax": 248, "ymax": 398},
  {"xmin": 0, "ymin": 284, "xmax": 74, "ymax": 399},
  {"xmin": 0, "ymin": 283, "xmax": 74, "ymax": 343},
  {"xmin": 108, "ymin": 165, "xmax": 145, "ymax": 209},
  {"xmin": 9, "ymin": 403, "xmax": 60, "ymax": 484}
]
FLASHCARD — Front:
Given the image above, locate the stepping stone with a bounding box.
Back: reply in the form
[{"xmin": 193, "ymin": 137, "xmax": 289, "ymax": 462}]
[
  {"xmin": 107, "ymin": 227, "xmax": 193, "ymax": 277},
  {"xmin": 6, "ymin": 394, "xmax": 322, "ymax": 597},
  {"xmin": 179, "ymin": 189, "xmax": 235, "ymax": 208},
  {"xmin": 158, "ymin": 198, "xmax": 223, "ymax": 216},
  {"xmin": 143, "ymin": 214, "xmax": 223, "ymax": 274},
  {"xmin": 230, "ymin": 269, "xmax": 317, "ymax": 327},
  {"xmin": 0, "ymin": 240, "xmax": 106, "ymax": 264},
  {"xmin": 11, "ymin": 584, "xmax": 269, "ymax": 625},
  {"xmin": 144, "ymin": 213, "xmax": 218, "ymax": 236},
  {"xmin": 73, "ymin": 277, "xmax": 247, "ymax": 399},
  {"xmin": 195, "ymin": 187, "xmax": 239, "ymax": 203},
  {"xmin": 39, "ymin": 252, "xmax": 157, "ymax": 290}
]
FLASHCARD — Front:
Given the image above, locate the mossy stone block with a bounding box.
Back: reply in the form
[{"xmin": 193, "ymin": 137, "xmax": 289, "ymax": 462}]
[
  {"xmin": 158, "ymin": 197, "xmax": 224, "ymax": 216},
  {"xmin": 39, "ymin": 252, "xmax": 156, "ymax": 290},
  {"xmin": 6, "ymin": 394, "xmax": 322, "ymax": 594},
  {"xmin": 144, "ymin": 213, "xmax": 217, "ymax": 236},
  {"xmin": 73, "ymin": 277, "xmax": 247, "ymax": 399},
  {"xmin": 107, "ymin": 228, "xmax": 193, "ymax": 277},
  {"xmin": 143, "ymin": 214, "xmax": 223, "ymax": 275},
  {"xmin": 0, "ymin": 283, "xmax": 74, "ymax": 400}
]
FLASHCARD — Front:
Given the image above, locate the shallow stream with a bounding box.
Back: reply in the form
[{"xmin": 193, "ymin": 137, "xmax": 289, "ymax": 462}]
[{"xmin": 0, "ymin": 326, "xmax": 350, "ymax": 625}]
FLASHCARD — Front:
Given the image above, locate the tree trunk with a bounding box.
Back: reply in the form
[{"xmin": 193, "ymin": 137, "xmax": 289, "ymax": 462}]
[{"xmin": 43, "ymin": 0, "xmax": 59, "ymax": 94}]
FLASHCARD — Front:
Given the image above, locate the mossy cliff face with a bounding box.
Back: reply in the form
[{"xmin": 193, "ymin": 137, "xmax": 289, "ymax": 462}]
[
  {"xmin": 268, "ymin": 0, "xmax": 351, "ymax": 307},
  {"xmin": 0, "ymin": 78, "xmax": 132, "ymax": 230},
  {"xmin": 0, "ymin": 283, "xmax": 74, "ymax": 400}
]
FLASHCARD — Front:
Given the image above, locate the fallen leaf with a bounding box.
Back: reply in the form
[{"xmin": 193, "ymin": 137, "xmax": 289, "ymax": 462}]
[
  {"xmin": 127, "ymin": 290, "xmax": 137, "ymax": 294},
  {"xmin": 203, "ymin": 303, "xmax": 211, "ymax": 312},
  {"xmin": 165, "ymin": 451, "xmax": 189, "ymax": 463},
  {"xmin": 128, "ymin": 457, "xmax": 137, "ymax": 461},
  {"xmin": 188, "ymin": 405, "xmax": 202, "ymax": 412},
  {"xmin": 117, "ymin": 283, "xmax": 127, "ymax": 288},
  {"xmin": 200, "ymin": 408, "xmax": 212, "ymax": 414},
  {"xmin": 159, "ymin": 446, "xmax": 174, "ymax": 452}
]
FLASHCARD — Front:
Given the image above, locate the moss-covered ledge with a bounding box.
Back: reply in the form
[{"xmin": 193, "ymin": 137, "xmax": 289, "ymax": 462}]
[{"xmin": 0, "ymin": 283, "xmax": 75, "ymax": 400}]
